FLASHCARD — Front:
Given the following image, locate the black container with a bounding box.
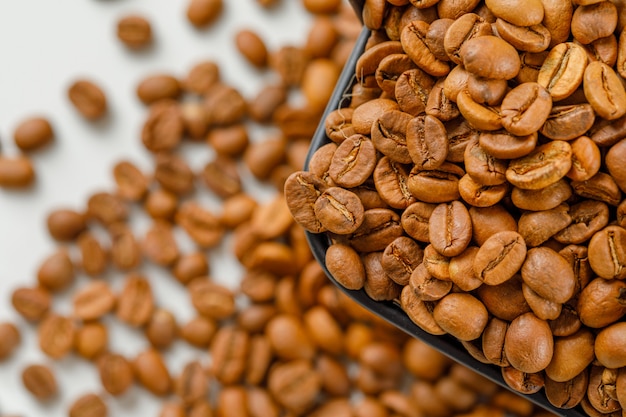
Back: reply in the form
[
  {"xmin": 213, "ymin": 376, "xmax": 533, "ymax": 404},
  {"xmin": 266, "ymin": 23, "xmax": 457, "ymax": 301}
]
[{"xmin": 303, "ymin": 16, "xmax": 587, "ymax": 417}]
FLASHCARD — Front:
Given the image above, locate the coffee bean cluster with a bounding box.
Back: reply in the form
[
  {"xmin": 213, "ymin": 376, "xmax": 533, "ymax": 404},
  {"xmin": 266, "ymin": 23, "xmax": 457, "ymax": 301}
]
[
  {"xmin": 288, "ymin": 0, "xmax": 626, "ymax": 414},
  {"xmin": 0, "ymin": 1, "xmax": 557, "ymax": 417}
]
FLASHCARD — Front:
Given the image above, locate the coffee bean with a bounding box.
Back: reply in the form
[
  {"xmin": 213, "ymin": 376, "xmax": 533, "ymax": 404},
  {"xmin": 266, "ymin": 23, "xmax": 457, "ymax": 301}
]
[
  {"xmin": 109, "ymin": 222, "xmax": 142, "ymax": 271},
  {"xmin": 186, "ymin": 0, "xmax": 223, "ymax": 28},
  {"xmin": 268, "ymin": 359, "xmax": 321, "ymax": 415},
  {"xmin": 235, "ymin": 29, "xmax": 268, "ymax": 68},
  {"xmin": 87, "ymin": 191, "xmax": 128, "ymax": 226},
  {"xmin": 0, "ymin": 155, "xmax": 35, "ymax": 188},
  {"xmin": 537, "ymin": 42, "xmax": 588, "ymax": 101},
  {"xmin": 68, "ymin": 79, "xmax": 108, "ymax": 120},
  {"xmin": 72, "ymin": 280, "xmax": 116, "ymax": 321},
  {"xmin": 11, "ymin": 286, "xmax": 51, "ymax": 322},
  {"xmin": 588, "ymin": 225, "xmax": 626, "ymax": 279},
  {"xmin": 433, "ymin": 292, "xmax": 489, "ymax": 341},
  {"xmin": 485, "ymin": 0, "xmax": 544, "ymax": 26},
  {"xmin": 74, "ymin": 322, "xmax": 107, "ymax": 360},
  {"xmin": 584, "ymin": 61, "xmax": 626, "ymax": 120},
  {"xmin": 134, "ymin": 348, "xmax": 171, "ymax": 396},
  {"xmin": 141, "ymin": 102, "xmax": 184, "ymax": 153},
  {"xmin": 22, "ymin": 364, "xmax": 57, "ymax": 401},
  {"xmin": 174, "ymin": 361, "xmax": 208, "ymax": 405},
  {"xmin": 38, "ymin": 314, "xmax": 74, "ymax": 359},
  {"xmin": 189, "ymin": 278, "xmax": 235, "ymax": 320},
  {"xmin": 117, "ymin": 15, "xmax": 152, "ymax": 49},
  {"xmin": 544, "ymin": 328, "xmax": 595, "ymax": 382},
  {"xmin": 180, "ymin": 316, "xmax": 216, "ymax": 348},
  {"xmin": 13, "ymin": 116, "xmax": 54, "ymax": 151},
  {"xmin": 68, "ymin": 393, "xmax": 107, "ymax": 417},
  {"xmin": 0, "ymin": 322, "xmax": 20, "ymax": 361},
  {"xmin": 473, "ymin": 231, "xmax": 527, "ymax": 286},
  {"xmin": 183, "ymin": 60, "xmax": 220, "ymax": 95},
  {"xmin": 146, "ymin": 308, "xmax": 178, "ymax": 350},
  {"xmin": 506, "ymin": 141, "xmax": 572, "ymax": 190},
  {"xmin": 37, "ymin": 248, "xmax": 75, "ymax": 292},
  {"xmin": 46, "ymin": 209, "xmax": 86, "ymax": 241},
  {"xmin": 116, "ymin": 273, "xmax": 154, "ymax": 327}
]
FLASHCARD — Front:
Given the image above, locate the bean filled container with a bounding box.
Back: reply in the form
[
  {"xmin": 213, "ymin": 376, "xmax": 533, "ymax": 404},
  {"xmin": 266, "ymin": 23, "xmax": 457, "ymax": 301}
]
[{"xmin": 299, "ymin": 1, "xmax": 607, "ymax": 416}]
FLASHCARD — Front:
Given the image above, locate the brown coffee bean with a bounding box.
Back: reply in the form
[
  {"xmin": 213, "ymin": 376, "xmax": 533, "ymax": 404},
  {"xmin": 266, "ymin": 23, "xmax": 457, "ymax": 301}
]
[
  {"xmin": 395, "ymin": 68, "xmax": 435, "ymax": 117},
  {"xmin": 422, "ymin": 243, "xmax": 451, "ymax": 281},
  {"xmin": 571, "ymin": 171, "xmax": 623, "ymax": 206},
  {"xmin": 578, "ymin": 277, "xmax": 626, "ymax": 328},
  {"xmin": 541, "ymin": 0, "xmax": 573, "ymax": 48},
  {"xmin": 328, "ymin": 134, "xmax": 377, "ymax": 188},
  {"xmin": 474, "ymin": 231, "xmax": 527, "ymax": 285},
  {"xmin": 0, "ymin": 155, "xmax": 35, "ymax": 188},
  {"xmin": 428, "ymin": 201, "xmax": 472, "ymax": 257},
  {"xmin": 145, "ymin": 308, "xmax": 178, "ymax": 350},
  {"xmin": 116, "ymin": 273, "xmax": 154, "ymax": 327},
  {"xmin": 588, "ymin": 225, "xmax": 626, "ymax": 279},
  {"xmin": 545, "ymin": 328, "xmax": 595, "ymax": 382},
  {"xmin": 466, "ymin": 73, "xmax": 508, "ymax": 106},
  {"xmin": 210, "ymin": 326, "xmax": 249, "ymax": 385},
  {"xmin": 187, "ymin": 0, "xmax": 223, "ymax": 28},
  {"xmin": 381, "ymin": 236, "xmax": 423, "ymax": 286},
  {"xmin": 305, "ymin": 16, "xmax": 339, "ymax": 59},
  {"xmin": 22, "ymin": 364, "xmax": 57, "ymax": 401},
  {"xmin": 400, "ymin": 20, "xmax": 450, "ymax": 77},
  {"xmin": 545, "ymin": 372, "xmax": 588, "ymax": 409},
  {"xmin": 11, "ymin": 286, "xmax": 51, "ymax": 322},
  {"xmin": 112, "ymin": 160, "xmax": 148, "ymax": 201},
  {"xmin": 501, "ymin": 82, "xmax": 552, "ymax": 136},
  {"xmin": 87, "ymin": 191, "xmax": 128, "ymax": 226},
  {"xmin": 0, "ymin": 322, "xmax": 20, "ymax": 361},
  {"xmin": 266, "ymin": 314, "xmax": 315, "ymax": 360},
  {"xmin": 74, "ymin": 321, "xmax": 107, "ymax": 360},
  {"xmin": 406, "ymin": 114, "xmax": 448, "ymax": 170},
  {"xmin": 180, "ymin": 102, "xmax": 209, "ymax": 139},
  {"xmin": 37, "ymin": 248, "xmax": 74, "ymax": 292},
  {"xmin": 448, "ymin": 246, "xmax": 483, "ymax": 291},
  {"xmin": 433, "ymin": 292, "xmax": 488, "ymax": 341},
  {"xmin": 456, "ymin": 89, "xmax": 503, "ymax": 132},
  {"xmin": 587, "ymin": 366, "xmax": 621, "ymax": 414},
  {"xmin": 68, "ymin": 79, "xmax": 108, "ymax": 120},
  {"xmin": 501, "ymin": 366, "xmax": 545, "ymax": 395},
  {"xmin": 235, "ymin": 29, "xmax": 268, "ymax": 68},
  {"xmin": 134, "ymin": 348, "xmax": 171, "ymax": 396},
  {"xmin": 188, "ymin": 399, "xmax": 214, "ymax": 417},
  {"xmin": 469, "ymin": 204, "xmax": 518, "ymax": 247},
  {"xmin": 219, "ymin": 193, "xmax": 257, "ymax": 229},
  {"xmin": 303, "ymin": 306, "xmax": 343, "ymax": 355},
  {"xmin": 571, "ymin": 1, "xmax": 618, "ymax": 45},
  {"xmin": 68, "ymin": 393, "xmax": 107, "ymax": 417},
  {"xmin": 485, "ymin": 0, "xmax": 544, "ymax": 26},
  {"xmin": 183, "ymin": 60, "xmax": 220, "ymax": 95},
  {"xmin": 141, "ymin": 102, "xmax": 183, "ymax": 153},
  {"xmin": 460, "ymin": 35, "xmax": 520, "ymax": 80},
  {"xmin": 72, "ymin": 280, "xmax": 116, "ymax": 321},
  {"xmin": 410, "ymin": 263, "xmax": 453, "ymax": 301},
  {"xmin": 494, "ymin": 19, "xmax": 551, "ymax": 53},
  {"xmin": 518, "ymin": 204, "xmax": 572, "ymax": 247},
  {"xmin": 203, "ymin": 83, "xmax": 247, "ymax": 126},
  {"xmin": 458, "ymin": 174, "xmax": 509, "ymax": 207},
  {"xmin": 443, "ymin": 13, "xmax": 492, "ymax": 64},
  {"xmin": 38, "ymin": 313, "xmax": 75, "ymax": 359},
  {"xmin": 482, "ymin": 317, "xmax": 510, "ymax": 367},
  {"xmin": 176, "ymin": 201, "xmax": 225, "ymax": 249},
  {"xmin": 370, "ymin": 110, "xmax": 412, "ymax": 164},
  {"xmin": 511, "ymin": 178, "xmax": 572, "ymax": 211},
  {"xmin": 207, "ymin": 124, "xmax": 249, "ymax": 158},
  {"xmin": 302, "ymin": 58, "xmax": 340, "ymax": 111},
  {"xmin": 189, "ymin": 278, "xmax": 235, "ymax": 320},
  {"xmin": 160, "ymin": 403, "xmax": 186, "ymax": 417},
  {"xmin": 537, "ymin": 42, "xmax": 588, "ymax": 101},
  {"xmin": 137, "ymin": 74, "xmax": 181, "ymax": 105},
  {"xmin": 607, "ymin": 138, "xmax": 626, "ymax": 193},
  {"xmin": 171, "ymin": 252, "xmax": 208, "ymax": 285},
  {"xmin": 45, "ymin": 208, "xmax": 86, "ymax": 241},
  {"xmin": 504, "ymin": 312, "xmax": 554, "ymax": 374},
  {"xmin": 521, "ymin": 246, "xmax": 576, "ymax": 303},
  {"xmin": 13, "ymin": 116, "xmax": 54, "ymax": 151},
  {"xmin": 108, "ymin": 222, "xmax": 141, "ymax": 271},
  {"xmin": 268, "ymin": 359, "xmax": 321, "ymax": 415},
  {"xmin": 143, "ymin": 220, "xmax": 179, "ymax": 266},
  {"xmin": 464, "ymin": 139, "xmax": 507, "ymax": 186},
  {"xmin": 314, "ymin": 187, "xmax": 364, "ymax": 234},
  {"xmin": 245, "ymin": 335, "xmax": 273, "ymax": 386},
  {"xmin": 407, "ymin": 161, "xmax": 464, "ymax": 203},
  {"xmin": 584, "ymin": 61, "xmax": 626, "ymax": 120},
  {"xmin": 506, "ymin": 140, "xmax": 572, "ymax": 190},
  {"xmin": 76, "ymin": 231, "xmax": 108, "ymax": 276},
  {"xmin": 243, "ymin": 134, "xmax": 286, "ymax": 181},
  {"xmin": 180, "ymin": 316, "xmax": 216, "ymax": 348},
  {"xmin": 325, "ymin": 243, "xmax": 366, "ymax": 290},
  {"xmin": 541, "ymin": 104, "xmax": 596, "ymax": 141},
  {"xmin": 554, "ymin": 200, "xmax": 609, "ymax": 244},
  {"xmin": 175, "ymin": 361, "xmax": 207, "ymax": 405},
  {"xmin": 401, "ymin": 284, "xmax": 447, "ymax": 336},
  {"xmin": 117, "ymin": 15, "xmax": 152, "ymax": 49}
]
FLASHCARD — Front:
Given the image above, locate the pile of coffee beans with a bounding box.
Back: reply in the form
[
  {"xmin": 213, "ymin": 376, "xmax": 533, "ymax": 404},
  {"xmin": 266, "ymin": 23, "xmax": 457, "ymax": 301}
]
[
  {"xmin": 0, "ymin": 1, "xmax": 561, "ymax": 416},
  {"xmin": 287, "ymin": 0, "xmax": 626, "ymax": 414}
]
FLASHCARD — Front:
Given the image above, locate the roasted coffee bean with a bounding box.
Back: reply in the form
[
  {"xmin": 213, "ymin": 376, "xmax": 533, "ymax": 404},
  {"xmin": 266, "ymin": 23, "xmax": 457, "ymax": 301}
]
[
  {"xmin": 11, "ymin": 286, "xmax": 51, "ymax": 322},
  {"xmin": 189, "ymin": 278, "xmax": 235, "ymax": 320},
  {"xmin": 22, "ymin": 364, "xmax": 57, "ymax": 401},
  {"xmin": 109, "ymin": 222, "xmax": 141, "ymax": 270},
  {"xmin": 467, "ymin": 73, "xmax": 508, "ymax": 105},
  {"xmin": 87, "ymin": 191, "xmax": 128, "ymax": 226},
  {"xmin": 180, "ymin": 316, "xmax": 216, "ymax": 348},
  {"xmin": 0, "ymin": 322, "xmax": 20, "ymax": 361},
  {"xmin": 0, "ymin": 155, "xmax": 35, "ymax": 188},
  {"xmin": 176, "ymin": 201, "xmax": 224, "ymax": 248},
  {"xmin": 302, "ymin": 58, "xmax": 341, "ymax": 111},
  {"xmin": 46, "ymin": 208, "xmax": 86, "ymax": 241},
  {"xmin": 501, "ymin": 82, "xmax": 552, "ymax": 136},
  {"xmin": 460, "ymin": 35, "xmax": 520, "ymax": 80},
  {"xmin": 571, "ymin": 171, "xmax": 623, "ymax": 206},
  {"xmin": 348, "ymin": 208, "xmax": 403, "ymax": 253},
  {"xmin": 143, "ymin": 220, "xmax": 179, "ymax": 266},
  {"xmin": 266, "ymin": 314, "xmax": 316, "ymax": 361},
  {"xmin": 183, "ymin": 60, "xmax": 220, "ymax": 95},
  {"xmin": 541, "ymin": 104, "xmax": 596, "ymax": 141},
  {"xmin": 38, "ymin": 313, "xmax": 74, "ymax": 359},
  {"xmin": 506, "ymin": 141, "xmax": 572, "ymax": 190},
  {"xmin": 458, "ymin": 174, "xmax": 509, "ymax": 207},
  {"xmin": 578, "ymin": 277, "xmax": 626, "ymax": 328},
  {"xmin": 116, "ymin": 273, "xmax": 154, "ymax": 327},
  {"xmin": 235, "ymin": 29, "xmax": 268, "ymax": 68},
  {"xmin": 554, "ymin": 200, "xmax": 609, "ymax": 244},
  {"xmin": 381, "ymin": 236, "xmax": 423, "ymax": 286},
  {"xmin": 474, "ymin": 231, "xmax": 527, "ymax": 285},
  {"xmin": 328, "ymin": 134, "xmax": 377, "ymax": 188},
  {"xmin": 113, "ymin": 160, "xmax": 149, "ymax": 201},
  {"xmin": 485, "ymin": 0, "xmax": 544, "ymax": 26},
  {"xmin": 406, "ymin": 114, "xmax": 448, "ymax": 170},
  {"xmin": 68, "ymin": 393, "xmax": 107, "ymax": 417},
  {"xmin": 314, "ymin": 186, "xmax": 364, "ymax": 234},
  {"xmin": 464, "ymin": 139, "xmax": 507, "ymax": 186},
  {"xmin": 37, "ymin": 248, "xmax": 75, "ymax": 292},
  {"xmin": 545, "ymin": 371, "xmax": 588, "ymax": 409},
  {"xmin": 72, "ymin": 280, "xmax": 116, "ymax": 321},
  {"xmin": 494, "ymin": 19, "xmax": 551, "ymax": 53},
  {"xmin": 187, "ymin": 0, "xmax": 223, "ymax": 28},
  {"xmin": 68, "ymin": 79, "xmax": 108, "ymax": 120},
  {"xmin": 407, "ymin": 161, "xmax": 464, "ymax": 203},
  {"xmin": 175, "ymin": 361, "xmax": 208, "ymax": 405},
  {"xmin": 428, "ymin": 201, "xmax": 472, "ymax": 257},
  {"xmin": 117, "ymin": 15, "xmax": 152, "ymax": 49},
  {"xmin": 469, "ymin": 204, "xmax": 518, "ymax": 247},
  {"xmin": 521, "ymin": 246, "xmax": 576, "ymax": 303},
  {"xmin": 504, "ymin": 312, "xmax": 554, "ymax": 374},
  {"xmin": 588, "ymin": 225, "xmax": 626, "ymax": 279},
  {"xmin": 352, "ymin": 98, "xmax": 400, "ymax": 135},
  {"xmin": 146, "ymin": 308, "xmax": 178, "ymax": 349},
  {"xmin": 395, "ymin": 69, "xmax": 435, "ymax": 116},
  {"xmin": 13, "ymin": 116, "xmax": 54, "ymax": 151},
  {"xmin": 584, "ymin": 61, "xmax": 626, "ymax": 120},
  {"xmin": 537, "ymin": 42, "xmax": 588, "ymax": 101},
  {"xmin": 134, "ymin": 348, "xmax": 171, "ymax": 396},
  {"xmin": 433, "ymin": 293, "xmax": 488, "ymax": 341},
  {"xmin": 371, "ymin": 110, "xmax": 412, "ymax": 164},
  {"xmin": 410, "ymin": 263, "xmax": 452, "ymax": 301},
  {"xmin": 325, "ymin": 243, "xmax": 366, "ymax": 290},
  {"xmin": 363, "ymin": 251, "xmax": 403, "ymax": 301},
  {"xmin": 76, "ymin": 231, "xmax": 108, "ymax": 277},
  {"xmin": 443, "ymin": 13, "xmax": 492, "ymax": 64},
  {"xmin": 517, "ymin": 204, "xmax": 572, "ymax": 247},
  {"xmin": 545, "ymin": 328, "xmax": 595, "ymax": 382},
  {"xmin": 74, "ymin": 322, "xmax": 107, "ymax": 360},
  {"xmin": 268, "ymin": 359, "xmax": 321, "ymax": 415},
  {"xmin": 449, "ymin": 246, "xmax": 483, "ymax": 291},
  {"xmin": 401, "ymin": 20, "xmax": 450, "ymax": 77},
  {"xmin": 456, "ymin": 89, "xmax": 503, "ymax": 132}
]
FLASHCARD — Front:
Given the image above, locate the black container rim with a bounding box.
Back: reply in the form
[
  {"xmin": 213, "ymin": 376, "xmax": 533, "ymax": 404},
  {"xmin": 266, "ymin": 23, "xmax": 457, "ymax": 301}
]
[{"xmin": 303, "ymin": 25, "xmax": 587, "ymax": 417}]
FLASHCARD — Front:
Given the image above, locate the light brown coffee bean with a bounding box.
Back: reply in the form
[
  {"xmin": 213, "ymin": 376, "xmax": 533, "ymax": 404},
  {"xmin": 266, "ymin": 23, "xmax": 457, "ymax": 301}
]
[
  {"xmin": 428, "ymin": 201, "xmax": 472, "ymax": 257},
  {"xmin": 328, "ymin": 134, "xmax": 377, "ymax": 188},
  {"xmin": 381, "ymin": 236, "xmax": 424, "ymax": 286},
  {"xmin": 325, "ymin": 243, "xmax": 366, "ymax": 290},
  {"xmin": 501, "ymin": 82, "xmax": 552, "ymax": 136},
  {"xmin": 142, "ymin": 220, "xmax": 179, "ymax": 266},
  {"xmin": 189, "ymin": 278, "xmax": 235, "ymax": 320},
  {"xmin": 245, "ymin": 335, "xmax": 273, "ymax": 386},
  {"xmin": 134, "ymin": 348, "xmax": 171, "ymax": 396},
  {"xmin": 584, "ymin": 61, "xmax": 626, "ymax": 120},
  {"xmin": 0, "ymin": 322, "xmax": 20, "ymax": 361},
  {"xmin": 433, "ymin": 292, "xmax": 489, "ymax": 341},
  {"xmin": 460, "ymin": 35, "xmax": 520, "ymax": 80},
  {"xmin": 521, "ymin": 246, "xmax": 576, "ymax": 303},
  {"xmin": 517, "ymin": 204, "xmax": 572, "ymax": 247},
  {"xmin": 45, "ymin": 209, "xmax": 86, "ymax": 241},
  {"xmin": 303, "ymin": 306, "xmax": 343, "ymax": 355},
  {"xmin": 180, "ymin": 316, "xmax": 216, "ymax": 348},
  {"xmin": 541, "ymin": 104, "xmax": 596, "ymax": 141},
  {"xmin": 146, "ymin": 308, "xmax": 178, "ymax": 350},
  {"xmin": 469, "ymin": 204, "xmax": 518, "ymax": 246},
  {"xmin": 578, "ymin": 277, "xmax": 626, "ymax": 328},
  {"xmin": 571, "ymin": 1, "xmax": 618, "ymax": 45},
  {"xmin": 541, "ymin": 0, "xmax": 573, "ymax": 48},
  {"xmin": 474, "ymin": 231, "xmax": 527, "ymax": 285},
  {"xmin": 545, "ymin": 372, "xmax": 588, "ymax": 409},
  {"xmin": 406, "ymin": 114, "xmax": 448, "ymax": 169},
  {"xmin": 87, "ymin": 191, "xmax": 128, "ymax": 226},
  {"xmin": 117, "ymin": 15, "xmax": 152, "ymax": 49},
  {"xmin": 175, "ymin": 201, "xmax": 224, "ymax": 249},
  {"xmin": 72, "ymin": 280, "xmax": 116, "ymax": 321},
  {"xmin": 0, "ymin": 155, "xmax": 35, "ymax": 188},
  {"xmin": 456, "ymin": 89, "xmax": 503, "ymax": 132},
  {"xmin": 463, "ymin": 139, "xmax": 507, "ymax": 186},
  {"xmin": 183, "ymin": 60, "xmax": 220, "ymax": 95},
  {"xmin": 448, "ymin": 246, "xmax": 483, "ymax": 291},
  {"xmin": 235, "ymin": 29, "xmax": 268, "ymax": 68},
  {"xmin": 68, "ymin": 393, "xmax": 107, "ymax": 417},
  {"xmin": 22, "ymin": 364, "xmax": 57, "ymax": 401},
  {"xmin": 175, "ymin": 361, "xmax": 208, "ymax": 405},
  {"xmin": 302, "ymin": 58, "xmax": 340, "ymax": 111},
  {"xmin": 266, "ymin": 314, "xmax": 316, "ymax": 360},
  {"xmin": 116, "ymin": 273, "xmax": 154, "ymax": 327},
  {"xmin": 75, "ymin": 231, "xmax": 107, "ymax": 277},
  {"xmin": 74, "ymin": 322, "xmax": 107, "ymax": 360},
  {"xmin": 137, "ymin": 74, "xmax": 181, "ymax": 105},
  {"xmin": 37, "ymin": 248, "xmax": 74, "ymax": 292},
  {"xmin": 410, "ymin": 263, "xmax": 452, "ymax": 301},
  {"xmin": 443, "ymin": 13, "xmax": 493, "ymax": 64},
  {"xmin": 504, "ymin": 312, "xmax": 554, "ymax": 373},
  {"xmin": 113, "ymin": 160, "xmax": 148, "ymax": 201},
  {"xmin": 314, "ymin": 186, "xmax": 364, "ymax": 234},
  {"xmin": 108, "ymin": 222, "xmax": 141, "ymax": 271},
  {"xmin": 511, "ymin": 179, "xmax": 572, "ymax": 211},
  {"xmin": 210, "ymin": 326, "xmax": 249, "ymax": 385},
  {"xmin": 506, "ymin": 140, "xmax": 572, "ymax": 190},
  {"xmin": 545, "ymin": 328, "xmax": 595, "ymax": 382},
  {"xmin": 485, "ymin": 0, "xmax": 544, "ymax": 26},
  {"xmin": 203, "ymin": 83, "xmax": 247, "ymax": 126},
  {"xmin": 268, "ymin": 359, "xmax": 321, "ymax": 415},
  {"xmin": 13, "ymin": 116, "xmax": 54, "ymax": 151},
  {"xmin": 588, "ymin": 225, "xmax": 626, "ymax": 279},
  {"xmin": 501, "ymin": 366, "xmax": 545, "ymax": 395},
  {"xmin": 554, "ymin": 200, "xmax": 609, "ymax": 244},
  {"xmin": 11, "ymin": 286, "xmax": 51, "ymax": 322},
  {"xmin": 38, "ymin": 313, "xmax": 75, "ymax": 359},
  {"xmin": 68, "ymin": 79, "xmax": 108, "ymax": 120},
  {"xmin": 537, "ymin": 42, "xmax": 588, "ymax": 101},
  {"xmin": 494, "ymin": 19, "xmax": 551, "ymax": 53},
  {"xmin": 141, "ymin": 101, "xmax": 183, "ymax": 153},
  {"xmin": 187, "ymin": 0, "xmax": 223, "ymax": 28}
]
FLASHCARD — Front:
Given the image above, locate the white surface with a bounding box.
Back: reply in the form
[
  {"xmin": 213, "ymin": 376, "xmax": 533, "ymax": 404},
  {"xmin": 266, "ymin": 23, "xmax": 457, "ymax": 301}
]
[{"xmin": 0, "ymin": 1, "xmax": 315, "ymax": 415}]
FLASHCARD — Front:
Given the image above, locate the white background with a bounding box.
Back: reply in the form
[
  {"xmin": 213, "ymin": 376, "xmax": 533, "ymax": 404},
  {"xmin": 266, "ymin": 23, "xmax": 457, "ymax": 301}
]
[{"xmin": 0, "ymin": 0, "xmax": 325, "ymax": 415}]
